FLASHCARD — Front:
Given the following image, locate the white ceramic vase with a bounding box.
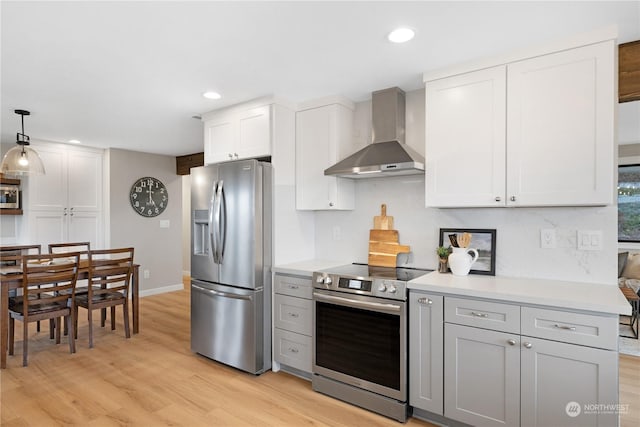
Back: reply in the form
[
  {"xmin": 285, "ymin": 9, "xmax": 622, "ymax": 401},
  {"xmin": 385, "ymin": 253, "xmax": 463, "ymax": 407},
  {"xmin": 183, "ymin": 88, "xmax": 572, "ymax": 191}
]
[{"xmin": 448, "ymin": 247, "xmax": 479, "ymax": 276}]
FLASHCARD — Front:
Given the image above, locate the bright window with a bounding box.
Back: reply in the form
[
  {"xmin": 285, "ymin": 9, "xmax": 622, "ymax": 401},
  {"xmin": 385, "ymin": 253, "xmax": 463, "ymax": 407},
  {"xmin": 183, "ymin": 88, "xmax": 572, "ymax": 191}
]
[{"xmin": 618, "ymin": 164, "xmax": 640, "ymax": 242}]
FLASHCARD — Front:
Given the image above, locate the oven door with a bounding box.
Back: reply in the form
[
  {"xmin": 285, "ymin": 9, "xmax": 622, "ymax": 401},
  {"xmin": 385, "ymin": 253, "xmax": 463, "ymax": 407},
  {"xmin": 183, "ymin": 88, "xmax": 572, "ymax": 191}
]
[{"xmin": 313, "ymin": 289, "xmax": 406, "ymax": 401}]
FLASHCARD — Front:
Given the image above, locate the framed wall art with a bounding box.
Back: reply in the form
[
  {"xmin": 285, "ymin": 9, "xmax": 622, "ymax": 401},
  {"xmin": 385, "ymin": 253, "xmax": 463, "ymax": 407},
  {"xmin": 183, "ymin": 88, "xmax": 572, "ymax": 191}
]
[{"xmin": 439, "ymin": 228, "xmax": 497, "ymax": 276}]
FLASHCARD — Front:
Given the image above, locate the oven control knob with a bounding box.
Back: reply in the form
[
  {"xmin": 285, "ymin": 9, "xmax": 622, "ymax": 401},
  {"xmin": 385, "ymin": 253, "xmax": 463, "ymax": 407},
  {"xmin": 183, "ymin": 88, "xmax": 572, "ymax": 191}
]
[
  {"xmin": 378, "ymin": 283, "xmax": 387, "ymax": 292},
  {"xmin": 324, "ymin": 276, "xmax": 332, "ymax": 285},
  {"xmin": 315, "ymin": 275, "xmax": 324, "ymax": 283},
  {"xmin": 387, "ymin": 285, "xmax": 397, "ymax": 294}
]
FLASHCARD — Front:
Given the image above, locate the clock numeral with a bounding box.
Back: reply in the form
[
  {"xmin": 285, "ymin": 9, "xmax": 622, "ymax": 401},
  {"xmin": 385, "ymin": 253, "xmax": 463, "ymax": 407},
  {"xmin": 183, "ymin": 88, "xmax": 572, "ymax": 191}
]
[
  {"xmin": 155, "ymin": 207, "xmax": 159, "ymax": 214},
  {"xmin": 139, "ymin": 206, "xmax": 145, "ymax": 213},
  {"xmin": 135, "ymin": 186, "xmax": 142, "ymax": 193},
  {"xmin": 147, "ymin": 209, "xmax": 152, "ymax": 215},
  {"xmin": 134, "ymin": 201, "xmax": 139, "ymax": 207},
  {"xmin": 132, "ymin": 193, "xmax": 137, "ymax": 199},
  {"xmin": 159, "ymin": 202, "xmax": 164, "ymax": 208}
]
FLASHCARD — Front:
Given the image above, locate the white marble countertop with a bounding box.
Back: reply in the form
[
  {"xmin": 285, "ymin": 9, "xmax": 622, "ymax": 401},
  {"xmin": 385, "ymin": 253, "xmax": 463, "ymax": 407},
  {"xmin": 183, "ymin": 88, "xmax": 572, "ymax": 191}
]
[
  {"xmin": 408, "ymin": 272, "xmax": 631, "ymax": 315},
  {"xmin": 272, "ymin": 260, "xmax": 351, "ymax": 277}
]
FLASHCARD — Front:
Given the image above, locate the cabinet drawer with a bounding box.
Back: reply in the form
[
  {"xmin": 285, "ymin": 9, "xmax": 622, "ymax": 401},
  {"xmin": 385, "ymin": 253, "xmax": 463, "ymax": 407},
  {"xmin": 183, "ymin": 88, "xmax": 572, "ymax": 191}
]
[
  {"xmin": 274, "ymin": 294, "xmax": 312, "ymax": 335},
  {"xmin": 521, "ymin": 307, "xmax": 618, "ymax": 350},
  {"xmin": 445, "ymin": 297, "xmax": 520, "ymax": 333},
  {"xmin": 274, "ymin": 328, "xmax": 312, "ymax": 373},
  {"xmin": 274, "ymin": 274, "xmax": 312, "ymax": 299}
]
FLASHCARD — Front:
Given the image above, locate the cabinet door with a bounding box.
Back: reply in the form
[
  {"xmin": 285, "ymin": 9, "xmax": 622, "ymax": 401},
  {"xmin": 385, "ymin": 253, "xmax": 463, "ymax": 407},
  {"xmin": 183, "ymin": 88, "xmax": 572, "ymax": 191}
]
[
  {"xmin": 444, "ymin": 323, "xmax": 520, "ymax": 427},
  {"xmin": 68, "ymin": 149, "xmax": 102, "ymax": 212},
  {"xmin": 237, "ymin": 105, "xmax": 271, "ymax": 159},
  {"xmin": 28, "ymin": 146, "xmax": 67, "ymax": 211},
  {"xmin": 425, "ymin": 66, "xmax": 506, "ymax": 207},
  {"xmin": 204, "ymin": 117, "xmax": 235, "ymax": 164},
  {"xmin": 68, "ymin": 210, "xmax": 102, "ymax": 249},
  {"xmin": 28, "ymin": 210, "xmax": 67, "ymax": 249},
  {"xmin": 409, "ymin": 292, "xmax": 444, "ymax": 415},
  {"xmin": 506, "ymin": 41, "xmax": 615, "ymax": 206},
  {"xmin": 520, "ymin": 336, "xmax": 618, "ymax": 427},
  {"xmin": 295, "ymin": 104, "xmax": 354, "ymax": 210}
]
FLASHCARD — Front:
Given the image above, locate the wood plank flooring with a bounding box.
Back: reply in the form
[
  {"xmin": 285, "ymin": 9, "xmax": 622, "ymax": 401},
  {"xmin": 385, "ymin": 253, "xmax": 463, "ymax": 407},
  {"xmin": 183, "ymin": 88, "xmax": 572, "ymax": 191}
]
[{"xmin": 1, "ymin": 283, "xmax": 638, "ymax": 426}]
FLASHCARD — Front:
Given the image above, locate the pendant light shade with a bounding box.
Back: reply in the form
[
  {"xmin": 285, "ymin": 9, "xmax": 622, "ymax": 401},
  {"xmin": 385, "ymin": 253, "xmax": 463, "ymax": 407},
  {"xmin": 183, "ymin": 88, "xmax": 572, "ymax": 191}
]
[{"xmin": 0, "ymin": 110, "xmax": 45, "ymax": 176}]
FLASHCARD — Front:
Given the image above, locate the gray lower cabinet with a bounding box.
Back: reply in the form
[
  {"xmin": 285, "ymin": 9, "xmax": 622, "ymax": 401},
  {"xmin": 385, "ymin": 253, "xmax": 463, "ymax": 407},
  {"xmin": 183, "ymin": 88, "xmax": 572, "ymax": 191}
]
[
  {"xmin": 273, "ymin": 273, "xmax": 313, "ymax": 374},
  {"xmin": 409, "ymin": 292, "xmax": 444, "ymax": 415},
  {"xmin": 410, "ymin": 291, "xmax": 620, "ymax": 427},
  {"xmin": 444, "ymin": 323, "xmax": 521, "ymax": 427}
]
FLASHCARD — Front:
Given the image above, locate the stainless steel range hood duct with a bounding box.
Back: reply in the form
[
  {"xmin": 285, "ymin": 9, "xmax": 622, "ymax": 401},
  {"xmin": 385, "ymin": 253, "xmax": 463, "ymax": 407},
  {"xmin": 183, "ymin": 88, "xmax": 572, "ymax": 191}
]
[{"xmin": 324, "ymin": 87, "xmax": 425, "ymax": 178}]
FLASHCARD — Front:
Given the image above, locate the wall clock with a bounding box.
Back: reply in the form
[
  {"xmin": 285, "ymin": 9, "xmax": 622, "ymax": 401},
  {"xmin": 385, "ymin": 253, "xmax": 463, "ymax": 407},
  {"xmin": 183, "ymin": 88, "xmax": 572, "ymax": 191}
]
[{"xmin": 130, "ymin": 177, "xmax": 168, "ymax": 217}]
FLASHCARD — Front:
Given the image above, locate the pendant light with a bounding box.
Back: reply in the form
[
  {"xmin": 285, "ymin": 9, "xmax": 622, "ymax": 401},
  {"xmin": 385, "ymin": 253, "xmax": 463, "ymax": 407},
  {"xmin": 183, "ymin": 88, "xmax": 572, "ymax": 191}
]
[{"xmin": 0, "ymin": 109, "xmax": 45, "ymax": 176}]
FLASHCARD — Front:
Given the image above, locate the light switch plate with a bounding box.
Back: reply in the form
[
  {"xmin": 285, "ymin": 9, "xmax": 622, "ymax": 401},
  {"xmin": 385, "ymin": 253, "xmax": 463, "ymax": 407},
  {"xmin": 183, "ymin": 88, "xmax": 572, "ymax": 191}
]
[
  {"xmin": 577, "ymin": 230, "xmax": 602, "ymax": 251},
  {"xmin": 160, "ymin": 220, "xmax": 170, "ymax": 228}
]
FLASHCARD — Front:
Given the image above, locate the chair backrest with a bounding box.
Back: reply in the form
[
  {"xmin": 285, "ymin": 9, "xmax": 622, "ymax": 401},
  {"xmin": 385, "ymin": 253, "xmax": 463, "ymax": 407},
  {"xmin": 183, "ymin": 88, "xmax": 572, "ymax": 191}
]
[
  {"xmin": 19, "ymin": 252, "xmax": 80, "ymax": 316},
  {"xmin": 0, "ymin": 244, "xmax": 42, "ymax": 267},
  {"xmin": 48, "ymin": 242, "xmax": 91, "ymax": 259},
  {"xmin": 88, "ymin": 248, "xmax": 134, "ymax": 298}
]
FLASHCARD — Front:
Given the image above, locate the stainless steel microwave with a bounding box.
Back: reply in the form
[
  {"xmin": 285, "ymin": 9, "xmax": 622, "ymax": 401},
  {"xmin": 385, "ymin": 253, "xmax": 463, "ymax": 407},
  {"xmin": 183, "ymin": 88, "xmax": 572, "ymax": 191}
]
[{"xmin": 0, "ymin": 185, "xmax": 19, "ymax": 209}]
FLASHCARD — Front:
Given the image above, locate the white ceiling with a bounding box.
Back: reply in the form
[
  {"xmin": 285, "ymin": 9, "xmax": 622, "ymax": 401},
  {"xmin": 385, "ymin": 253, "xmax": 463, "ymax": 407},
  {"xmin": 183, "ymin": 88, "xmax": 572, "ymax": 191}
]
[{"xmin": 2, "ymin": 1, "xmax": 639, "ymax": 157}]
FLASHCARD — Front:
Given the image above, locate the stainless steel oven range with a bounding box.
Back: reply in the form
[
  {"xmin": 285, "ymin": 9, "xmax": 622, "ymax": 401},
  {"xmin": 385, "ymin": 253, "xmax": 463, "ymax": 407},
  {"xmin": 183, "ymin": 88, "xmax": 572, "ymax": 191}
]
[{"xmin": 312, "ymin": 264, "xmax": 431, "ymax": 422}]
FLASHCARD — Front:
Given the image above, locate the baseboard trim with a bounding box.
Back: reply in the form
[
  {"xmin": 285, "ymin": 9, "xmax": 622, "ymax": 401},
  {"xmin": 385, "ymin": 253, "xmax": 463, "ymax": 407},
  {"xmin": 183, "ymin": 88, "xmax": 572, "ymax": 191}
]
[{"xmin": 139, "ymin": 283, "xmax": 184, "ymax": 298}]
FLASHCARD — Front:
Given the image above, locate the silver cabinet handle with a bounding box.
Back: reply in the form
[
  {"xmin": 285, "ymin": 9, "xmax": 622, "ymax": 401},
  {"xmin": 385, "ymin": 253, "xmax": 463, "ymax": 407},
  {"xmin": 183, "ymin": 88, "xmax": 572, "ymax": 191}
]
[
  {"xmin": 64, "ymin": 207, "xmax": 68, "ymax": 216},
  {"xmin": 507, "ymin": 339, "xmax": 517, "ymax": 346},
  {"xmin": 234, "ymin": 153, "xmax": 238, "ymax": 158},
  {"xmin": 471, "ymin": 311, "xmax": 489, "ymax": 318},
  {"xmin": 228, "ymin": 153, "xmax": 233, "ymax": 159},
  {"xmin": 523, "ymin": 342, "xmax": 533, "ymax": 349},
  {"xmin": 553, "ymin": 324, "xmax": 576, "ymax": 331},
  {"xmin": 510, "ymin": 195, "xmax": 517, "ymax": 202},
  {"xmin": 495, "ymin": 196, "xmax": 501, "ymax": 202},
  {"xmin": 288, "ymin": 312, "xmax": 299, "ymax": 318},
  {"xmin": 329, "ymin": 202, "xmax": 334, "ymax": 207},
  {"xmin": 287, "ymin": 285, "xmax": 299, "ymax": 290},
  {"xmin": 418, "ymin": 297, "xmax": 433, "ymax": 305},
  {"xmin": 289, "ymin": 348, "xmax": 299, "ymax": 354},
  {"xmin": 192, "ymin": 284, "xmax": 252, "ymax": 301}
]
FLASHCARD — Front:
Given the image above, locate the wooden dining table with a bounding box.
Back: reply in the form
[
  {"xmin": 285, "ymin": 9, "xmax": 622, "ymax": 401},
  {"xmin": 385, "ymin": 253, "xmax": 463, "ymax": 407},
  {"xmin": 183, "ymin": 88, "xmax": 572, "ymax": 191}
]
[{"xmin": 0, "ymin": 260, "xmax": 140, "ymax": 368}]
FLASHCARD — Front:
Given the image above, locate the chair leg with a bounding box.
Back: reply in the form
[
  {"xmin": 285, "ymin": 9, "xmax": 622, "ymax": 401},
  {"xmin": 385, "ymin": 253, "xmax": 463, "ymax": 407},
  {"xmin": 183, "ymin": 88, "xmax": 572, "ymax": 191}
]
[
  {"xmin": 111, "ymin": 306, "xmax": 116, "ymax": 330},
  {"xmin": 88, "ymin": 308, "xmax": 94, "ymax": 348},
  {"xmin": 8, "ymin": 317, "xmax": 14, "ymax": 356},
  {"xmin": 123, "ymin": 301, "xmax": 130, "ymax": 339},
  {"xmin": 37, "ymin": 320, "xmax": 41, "ymax": 333},
  {"xmin": 55, "ymin": 317, "xmax": 61, "ymax": 344},
  {"xmin": 74, "ymin": 305, "xmax": 79, "ymax": 340},
  {"xmin": 49, "ymin": 318, "xmax": 55, "ymax": 340},
  {"xmin": 67, "ymin": 314, "xmax": 75, "ymax": 354},
  {"xmin": 22, "ymin": 320, "xmax": 28, "ymax": 367},
  {"xmin": 101, "ymin": 308, "xmax": 106, "ymax": 327}
]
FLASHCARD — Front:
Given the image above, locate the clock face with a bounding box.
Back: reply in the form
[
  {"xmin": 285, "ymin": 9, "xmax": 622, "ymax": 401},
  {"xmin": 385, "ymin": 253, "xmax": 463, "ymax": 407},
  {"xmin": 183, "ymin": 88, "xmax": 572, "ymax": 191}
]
[{"xmin": 129, "ymin": 177, "xmax": 168, "ymax": 217}]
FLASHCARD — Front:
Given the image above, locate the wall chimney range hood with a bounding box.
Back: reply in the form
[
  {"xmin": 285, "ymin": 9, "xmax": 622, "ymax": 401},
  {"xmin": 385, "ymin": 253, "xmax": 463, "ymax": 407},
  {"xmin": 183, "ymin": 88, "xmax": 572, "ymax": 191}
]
[{"xmin": 324, "ymin": 87, "xmax": 425, "ymax": 178}]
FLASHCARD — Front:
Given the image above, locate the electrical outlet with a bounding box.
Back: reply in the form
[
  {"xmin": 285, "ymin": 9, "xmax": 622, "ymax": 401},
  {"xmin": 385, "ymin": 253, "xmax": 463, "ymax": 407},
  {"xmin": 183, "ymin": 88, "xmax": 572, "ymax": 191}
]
[
  {"xmin": 540, "ymin": 229, "xmax": 556, "ymax": 248},
  {"xmin": 143, "ymin": 269, "xmax": 150, "ymax": 279},
  {"xmin": 332, "ymin": 226, "xmax": 341, "ymax": 241}
]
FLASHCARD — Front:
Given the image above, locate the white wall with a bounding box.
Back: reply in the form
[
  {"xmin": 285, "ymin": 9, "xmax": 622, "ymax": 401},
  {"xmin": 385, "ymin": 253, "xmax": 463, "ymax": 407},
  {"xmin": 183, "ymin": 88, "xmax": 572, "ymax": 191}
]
[
  {"xmin": 314, "ymin": 89, "xmax": 619, "ymax": 284},
  {"xmin": 106, "ymin": 148, "xmax": 183, "ymax": 295}
]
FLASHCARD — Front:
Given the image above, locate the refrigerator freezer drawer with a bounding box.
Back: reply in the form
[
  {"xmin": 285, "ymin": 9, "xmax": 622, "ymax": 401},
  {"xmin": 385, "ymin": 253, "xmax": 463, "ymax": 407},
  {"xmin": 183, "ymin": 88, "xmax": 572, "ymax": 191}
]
[{"xmin": 190, "ymin": 280, "xmax": 265, "ymax": 374}]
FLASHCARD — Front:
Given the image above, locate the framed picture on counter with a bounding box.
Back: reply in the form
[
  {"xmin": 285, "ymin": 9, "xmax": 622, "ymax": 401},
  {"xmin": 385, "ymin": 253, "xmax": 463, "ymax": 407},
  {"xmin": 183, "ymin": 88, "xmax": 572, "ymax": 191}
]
[{"xmin": 439, "ymin": 228, "xmax": 496, "ymax": 276}]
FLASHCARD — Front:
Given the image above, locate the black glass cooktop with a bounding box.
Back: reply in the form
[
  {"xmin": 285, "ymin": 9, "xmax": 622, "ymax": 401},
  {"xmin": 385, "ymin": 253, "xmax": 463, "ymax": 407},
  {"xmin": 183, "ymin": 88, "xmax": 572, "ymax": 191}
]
[{"xmin": 320, "ymin": 263, "xmax": 432, "ymax": 281}]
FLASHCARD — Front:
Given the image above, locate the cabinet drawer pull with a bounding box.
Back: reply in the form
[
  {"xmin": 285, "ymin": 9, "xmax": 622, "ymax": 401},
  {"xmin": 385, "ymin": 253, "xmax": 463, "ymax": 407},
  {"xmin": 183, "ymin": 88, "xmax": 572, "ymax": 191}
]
[
  {"xmin": 470, "ymin": 311, "xmax": 489, "ymax": 318},
  {"xmin": 553, "ymin": 324, "xmax": 576, "ymax": 331},
  {"xmin": 523, "ymin": 342, "xmax": 533, "ymax": 349},
  {"xmin": 507, "ymin": 339, "xmax": 517, "ymax": 346},
  {"xmin": 288, "ymin": 312, "xmax": 299, "ymax": 318},
  {"xmin": 287, "ymin": 285, "xmax": 299, "ymax": 290},
  {"xmin": 418, "ymin": 297, "xmax": 433, "ymax": 305},
  {"xmin": 510, "ymin": 195, "xmax": 517, "ymax": 202},
  {"xmin": 288, "ymin": 347, "xmax": 299, "ymax": 354},
  {"xmin": 495, "ymin": 196, "xmax": 501, "ymax": 202}
]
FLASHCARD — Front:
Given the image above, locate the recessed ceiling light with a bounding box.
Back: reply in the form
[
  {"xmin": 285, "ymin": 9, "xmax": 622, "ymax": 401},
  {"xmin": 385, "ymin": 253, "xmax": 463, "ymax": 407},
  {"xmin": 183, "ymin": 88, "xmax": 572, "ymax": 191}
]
[
  {"xmin": 388, "ymin": 27, "xmax": 415, "ymax": 43},
  {"xmin": 68, "ymin": 139, "xmax": 81, "ymax": 144},
  {"xmin": 203, "ymin": 91, "xmax": 221, "ymax": 100}
]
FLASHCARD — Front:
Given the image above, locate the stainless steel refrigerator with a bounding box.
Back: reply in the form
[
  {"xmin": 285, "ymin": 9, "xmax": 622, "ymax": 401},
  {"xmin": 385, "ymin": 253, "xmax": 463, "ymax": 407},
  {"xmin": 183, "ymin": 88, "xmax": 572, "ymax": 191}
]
[{"xmin": 190, "ymin": 159, "xmax": 272, "ymax": 374}]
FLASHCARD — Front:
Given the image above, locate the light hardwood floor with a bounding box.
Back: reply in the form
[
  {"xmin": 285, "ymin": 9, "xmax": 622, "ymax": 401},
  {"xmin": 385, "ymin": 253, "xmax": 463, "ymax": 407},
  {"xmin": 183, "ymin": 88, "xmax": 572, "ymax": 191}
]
[{"xmin": 1, "ymin": 283, "xmax": 638, "ymax": 426}]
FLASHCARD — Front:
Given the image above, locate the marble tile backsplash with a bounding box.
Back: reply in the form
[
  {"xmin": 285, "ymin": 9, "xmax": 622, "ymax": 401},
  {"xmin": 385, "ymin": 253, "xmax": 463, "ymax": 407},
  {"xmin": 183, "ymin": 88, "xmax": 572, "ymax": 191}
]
[{"xmin": 314, "ymin": 175, "xmax": 617, "ymax": 285}]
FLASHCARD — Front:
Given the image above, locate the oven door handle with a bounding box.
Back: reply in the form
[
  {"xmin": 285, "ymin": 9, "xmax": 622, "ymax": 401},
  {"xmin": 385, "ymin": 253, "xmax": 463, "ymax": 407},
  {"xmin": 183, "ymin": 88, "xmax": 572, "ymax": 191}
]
[{"xmin": 313, "ymin": 292, "xmax": 402, "ymax": 314}]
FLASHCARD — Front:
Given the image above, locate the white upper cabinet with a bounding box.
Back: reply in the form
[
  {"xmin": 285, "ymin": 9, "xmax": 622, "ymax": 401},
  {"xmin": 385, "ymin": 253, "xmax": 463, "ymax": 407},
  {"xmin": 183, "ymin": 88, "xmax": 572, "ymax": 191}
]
[
  {"xmin": 203, "ymin": 103, "xmax": 272, "ymax": 164},
  {"xmin": 425, "ymin": 66, "xmax": 506, "ymax": 207},
  {"xmin": 295, "ymin": 99, "xmax": 355, "ymax": 210},
  {"xmin": 424, "ymin": 38, "xmax": 615, "ymax": 208}
]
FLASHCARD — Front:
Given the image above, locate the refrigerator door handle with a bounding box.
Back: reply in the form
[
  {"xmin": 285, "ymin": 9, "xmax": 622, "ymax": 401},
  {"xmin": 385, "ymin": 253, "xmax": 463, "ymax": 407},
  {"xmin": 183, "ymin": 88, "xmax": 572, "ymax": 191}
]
[
  {"xmin": 213, "ymin": 180, "xmax": 224, "ymax": 263},
  {"xmin": 209, "ymin": 180, "xmax": 218, "ymax": 263},
  {"xmin": 192, "ymin": 284, "xmax": 253, "ymax": 301},
  {"xmin": 219, "ymin": 180, "xmax": 227, "ymax": 264}
]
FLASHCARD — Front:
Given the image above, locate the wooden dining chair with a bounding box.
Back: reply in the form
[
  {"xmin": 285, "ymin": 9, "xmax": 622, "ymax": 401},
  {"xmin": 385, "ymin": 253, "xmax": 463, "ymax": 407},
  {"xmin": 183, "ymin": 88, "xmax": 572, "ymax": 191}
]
[
  {"xmin": 0, "ymin": 245, "xmax": 45, "ymax": 332},
  {"xmin": 74, "ymin": 247, "xmax": 134, "ymax": 348},
  {"xmin": 8, "ymin": 252, "xmax": 80, "ymax": 366}
]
